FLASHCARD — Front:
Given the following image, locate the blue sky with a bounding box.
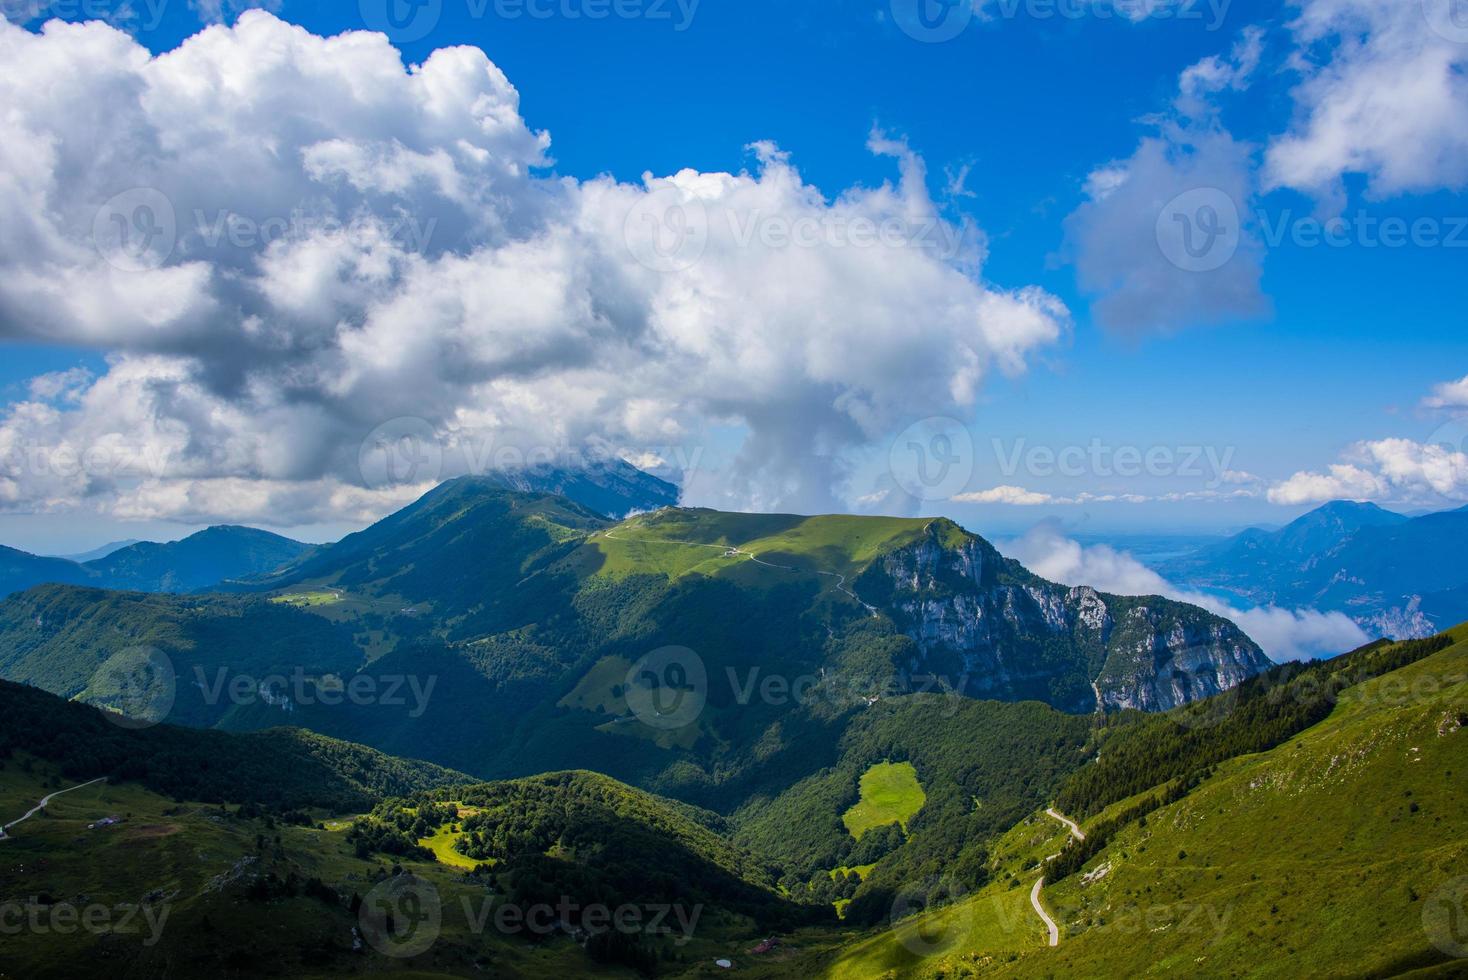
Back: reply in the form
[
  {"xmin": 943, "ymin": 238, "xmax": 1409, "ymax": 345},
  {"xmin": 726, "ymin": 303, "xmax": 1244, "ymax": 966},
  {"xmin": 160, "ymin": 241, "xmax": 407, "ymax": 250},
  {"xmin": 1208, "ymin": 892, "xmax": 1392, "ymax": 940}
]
[{"xmin": 0, "ymin": 0, "xmax": 1465, "ymax": 553}]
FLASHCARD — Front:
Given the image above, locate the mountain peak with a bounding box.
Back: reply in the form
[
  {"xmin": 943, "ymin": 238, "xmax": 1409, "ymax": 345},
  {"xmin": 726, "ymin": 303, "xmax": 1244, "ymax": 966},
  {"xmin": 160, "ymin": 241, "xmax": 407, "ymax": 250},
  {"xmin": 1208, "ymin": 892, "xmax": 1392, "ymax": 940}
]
[
  {"xmin": 460, "ymin": 457, "xmax": 679, "ymax": 518},
  {"xmin": 1305, "ymin": 499, "xmax": 1402, "ymax": 520}
]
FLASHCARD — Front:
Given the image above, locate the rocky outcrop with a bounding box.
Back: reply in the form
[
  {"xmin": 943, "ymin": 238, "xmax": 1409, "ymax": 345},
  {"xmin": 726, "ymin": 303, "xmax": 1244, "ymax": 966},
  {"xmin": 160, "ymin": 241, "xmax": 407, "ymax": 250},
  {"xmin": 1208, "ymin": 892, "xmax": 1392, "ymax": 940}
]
[{"xmin": 866, "ymin": 522, "xmax": 1271, "ymax": 714}]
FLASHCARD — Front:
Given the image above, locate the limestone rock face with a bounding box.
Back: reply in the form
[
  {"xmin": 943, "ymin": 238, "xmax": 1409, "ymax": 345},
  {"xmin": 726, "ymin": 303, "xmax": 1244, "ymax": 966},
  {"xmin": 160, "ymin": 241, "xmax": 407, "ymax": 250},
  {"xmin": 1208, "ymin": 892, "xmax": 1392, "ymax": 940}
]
[{"xmin": 864, "ymin": 522, "xmax": 1272, "ymax": 714}]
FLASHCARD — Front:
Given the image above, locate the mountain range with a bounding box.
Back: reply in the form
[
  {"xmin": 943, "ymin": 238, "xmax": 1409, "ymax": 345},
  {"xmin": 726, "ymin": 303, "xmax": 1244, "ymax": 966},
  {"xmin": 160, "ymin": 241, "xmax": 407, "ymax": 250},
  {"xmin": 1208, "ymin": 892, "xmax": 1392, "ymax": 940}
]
[
  {"xmin": 0, "ymin": 459, "xmax": 680, "ymax": 600},
  {"xmin": 0, "ymin": 526, "xmax": 311, "ymax": 598},
  {"xmin": 0, "ymin": 476, "xmax": 1269, "ymax": 778},
  {"xmin": 1159, "ymin": 500, "xmax": 1468, "ymax": 638}
]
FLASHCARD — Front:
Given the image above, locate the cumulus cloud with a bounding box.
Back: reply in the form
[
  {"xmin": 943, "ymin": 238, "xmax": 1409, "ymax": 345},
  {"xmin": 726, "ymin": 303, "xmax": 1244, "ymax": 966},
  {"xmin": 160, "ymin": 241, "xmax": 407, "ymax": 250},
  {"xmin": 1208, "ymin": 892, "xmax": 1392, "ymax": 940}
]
[
  {"xmin": 999, "ymin": 522, "xmax": 1370, "ymax": 661},
  {"xmin": 1063, "ymin": 28, "xmax": 1270, "ymax": 334},
  {"xmin": 1265, "ymin": 0, "xmax": 1468, "ymax": 205},
  {"xmin": 0, "ymin": 13, "xmax": 1068, "ymax": 525},
  {"xmin": 1268, "ymin": 438, "xmax": 1468, "ymax": 506},
  {"xmin": 1424, "ymin": 374, "xmax": 1468, "ymax": 410}
]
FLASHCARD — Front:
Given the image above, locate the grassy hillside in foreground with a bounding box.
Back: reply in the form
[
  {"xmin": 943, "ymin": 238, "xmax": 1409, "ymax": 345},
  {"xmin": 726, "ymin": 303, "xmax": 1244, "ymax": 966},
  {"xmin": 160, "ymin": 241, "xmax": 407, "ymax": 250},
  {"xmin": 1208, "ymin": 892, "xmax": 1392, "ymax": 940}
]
[
  {"xmin": 0, "ymin": 758, "xmax": 831, "ymax": 978},
  {"xmin": 0, "ymin": 761, "xmax": 666, "ymax": 979},
  {"xmin": 788, "ymin": 626, "xmax": 1468, "ymax": 979}
]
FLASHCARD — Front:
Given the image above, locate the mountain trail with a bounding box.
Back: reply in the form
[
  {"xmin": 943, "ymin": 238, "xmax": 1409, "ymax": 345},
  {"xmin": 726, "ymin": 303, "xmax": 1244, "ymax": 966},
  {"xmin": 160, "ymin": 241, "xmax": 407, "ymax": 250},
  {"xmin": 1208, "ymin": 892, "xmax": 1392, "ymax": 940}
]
[
  {"xmin": 1030, "ymin": 876, "xmax": 1059, "ymax": 947},
  {"xmin": 1045, "ymin": 807, "xmax": 1085, "ymax": 841},
  {"xmin": 0, "ymin": 777, "xmax": 108, "ymax": 841}
]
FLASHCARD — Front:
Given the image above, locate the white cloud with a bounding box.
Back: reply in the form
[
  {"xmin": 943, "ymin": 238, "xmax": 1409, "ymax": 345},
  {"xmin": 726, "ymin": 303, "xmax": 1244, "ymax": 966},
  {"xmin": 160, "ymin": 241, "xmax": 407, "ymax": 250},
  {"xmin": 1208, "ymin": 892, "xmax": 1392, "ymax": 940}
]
[
  {"xmin": 951, "ymin": 485, "xmax": 1258, "ymax": 506},
  {"xmin": 953, "ymin": 485, "xmax": 1058, "ymax": 505},
  {"xmin": 1269, "ymin": 438, "xmax": 1468, "ymax": 506},
  {"xmin": 0, "ymin": 13, "xmax": 1069, "ymax": 525},
  {"xmin": 999, "ymin": 522, "xmax": 1370, "ymax": 661},
  {"xmin": 1063, "ymin": 29, "xmax": 1270, "ymax": 334},
  {"xmin": 1265, "ymin": 0, "xmax": 1468, "ymax": 204},
  {"xmin": 1424, "ymin": 374, "xmax": 1468, "ymax": 410}
]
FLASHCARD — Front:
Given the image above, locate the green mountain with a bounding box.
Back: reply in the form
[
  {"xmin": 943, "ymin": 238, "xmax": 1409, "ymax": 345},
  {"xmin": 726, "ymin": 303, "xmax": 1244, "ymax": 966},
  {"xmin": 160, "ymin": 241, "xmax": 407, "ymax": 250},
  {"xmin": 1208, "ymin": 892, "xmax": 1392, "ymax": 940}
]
[{"xmin": 0, "ymin": 482, "xmax": 1268, "ymax": 783}]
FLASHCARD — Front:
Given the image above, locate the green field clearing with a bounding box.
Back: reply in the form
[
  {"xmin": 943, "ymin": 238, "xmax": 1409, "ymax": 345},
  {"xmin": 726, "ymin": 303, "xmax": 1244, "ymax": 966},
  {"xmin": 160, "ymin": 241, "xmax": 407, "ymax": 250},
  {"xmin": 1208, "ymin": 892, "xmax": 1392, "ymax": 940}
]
[{"xmin": 841, "ymin": 761, "xmax": 926, "ymax": 839}]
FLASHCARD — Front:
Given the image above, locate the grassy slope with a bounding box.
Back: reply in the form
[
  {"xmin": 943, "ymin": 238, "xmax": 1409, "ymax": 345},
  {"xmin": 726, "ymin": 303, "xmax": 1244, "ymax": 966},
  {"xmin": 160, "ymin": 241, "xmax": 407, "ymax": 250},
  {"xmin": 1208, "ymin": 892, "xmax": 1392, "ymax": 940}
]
[
  {"xmin": 588, "ymin": 510, "xmax": 940, "ymax": 585},
  {"xmin": 797, "ymin": 626, "xmax": 1468, "ymax": 979}
]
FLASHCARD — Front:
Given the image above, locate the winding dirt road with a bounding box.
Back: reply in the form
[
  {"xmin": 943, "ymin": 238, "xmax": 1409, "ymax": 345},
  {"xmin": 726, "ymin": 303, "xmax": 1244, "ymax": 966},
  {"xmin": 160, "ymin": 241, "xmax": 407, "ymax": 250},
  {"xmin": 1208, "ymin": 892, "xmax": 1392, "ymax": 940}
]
[
  {"xmin": 1029, "ymin": 876, "xmax": 1059, "ymax": 947},
  {"xmin": 1045, "ymin": 807, "xmax": 1086, "ymax": 841},
  {"xmin": 0, "ymin": 776, "xmax": 107, "ymax": 841},
  {"xmin": 1029, "ymin": 807, "xmax": 1085, "ymax": 947}
]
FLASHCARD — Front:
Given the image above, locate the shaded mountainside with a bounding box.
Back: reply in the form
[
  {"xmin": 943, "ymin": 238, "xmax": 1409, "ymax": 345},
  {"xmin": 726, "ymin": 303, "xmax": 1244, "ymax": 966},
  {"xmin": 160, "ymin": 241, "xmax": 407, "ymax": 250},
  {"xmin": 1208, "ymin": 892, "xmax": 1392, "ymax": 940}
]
[
  {"xmin": 86, "ymin": 524, "xmax": 311, "ymax": 591},
  {"xmin": 0, "ymin": 678, "xmax": 467, "ymax": 810},
  {"xmin": 0, "ymin": 543, "xmax": 91, "ymax": 596},
  {"xmin": 1162, "ymin": 500, "xmax": 1468, "ymax": 638}
]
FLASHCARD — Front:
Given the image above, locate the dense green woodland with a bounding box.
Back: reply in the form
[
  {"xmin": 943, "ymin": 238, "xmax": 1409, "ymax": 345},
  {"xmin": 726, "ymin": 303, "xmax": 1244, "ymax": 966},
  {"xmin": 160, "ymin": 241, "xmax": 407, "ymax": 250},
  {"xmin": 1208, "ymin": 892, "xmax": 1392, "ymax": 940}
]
[{"xmin": 0, "ymin": 679, "xmax": 464, "ymax": 810}]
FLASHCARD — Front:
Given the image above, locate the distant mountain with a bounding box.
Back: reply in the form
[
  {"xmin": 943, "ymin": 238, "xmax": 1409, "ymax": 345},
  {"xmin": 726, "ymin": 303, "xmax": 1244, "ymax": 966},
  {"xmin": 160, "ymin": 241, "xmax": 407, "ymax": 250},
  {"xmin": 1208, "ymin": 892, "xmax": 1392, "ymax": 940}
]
[
  {"xmin": 85, "ymin": 525, "xmax": 311, "ymax": 592},
  {"xmin": 55, "ymin": 539, "xmax": 142, "ymax": 563},
  {"xmin": 0, "ymin": 545, "xmax": 90, "ymax": 597},
  {"xmin": 0, "ymin": 526, "xmax": 311, "ymax": 598},
  {"xmin": 1160, "ymin": 500, "xmax": 1468, "ymax": 637}
]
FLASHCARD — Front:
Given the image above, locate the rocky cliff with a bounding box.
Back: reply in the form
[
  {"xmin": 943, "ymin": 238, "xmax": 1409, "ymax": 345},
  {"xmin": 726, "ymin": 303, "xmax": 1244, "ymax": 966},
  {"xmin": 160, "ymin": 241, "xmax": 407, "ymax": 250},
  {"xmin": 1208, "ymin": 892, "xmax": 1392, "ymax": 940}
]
[{"xmin": 859, "ymin": 521, "xmax": 1270, "ymax": 714}]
